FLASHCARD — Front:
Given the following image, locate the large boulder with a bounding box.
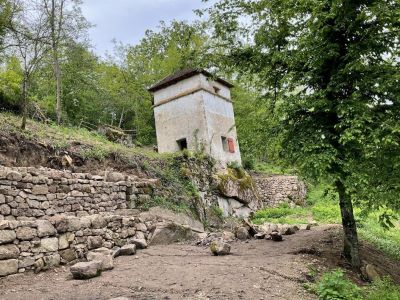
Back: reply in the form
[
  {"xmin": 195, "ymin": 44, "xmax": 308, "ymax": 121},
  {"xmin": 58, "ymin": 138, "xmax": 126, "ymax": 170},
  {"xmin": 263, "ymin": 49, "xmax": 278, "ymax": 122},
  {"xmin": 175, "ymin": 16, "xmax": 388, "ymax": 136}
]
[
  {"xmin": 210, "ymin": 240, "xmax": 231, "ymax": 256},
  {"xmin": 87, "ymin": 249, "xmax": 113, "ymax": 271},
  {"xmin": 150, "ymin": 222, "xmax": 193, "ymax": 245},
  {"xmin": 70, "ymin": 261, "xmax": 102, "ymax": 280}
]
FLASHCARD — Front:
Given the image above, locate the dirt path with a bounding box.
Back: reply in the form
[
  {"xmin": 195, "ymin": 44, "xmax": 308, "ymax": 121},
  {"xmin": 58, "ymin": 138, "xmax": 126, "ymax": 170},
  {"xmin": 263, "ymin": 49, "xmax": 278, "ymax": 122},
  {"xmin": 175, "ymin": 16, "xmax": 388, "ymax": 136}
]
[{"xmin": 0, "ymin": 225, "xmax": 398, "ymax": 300}]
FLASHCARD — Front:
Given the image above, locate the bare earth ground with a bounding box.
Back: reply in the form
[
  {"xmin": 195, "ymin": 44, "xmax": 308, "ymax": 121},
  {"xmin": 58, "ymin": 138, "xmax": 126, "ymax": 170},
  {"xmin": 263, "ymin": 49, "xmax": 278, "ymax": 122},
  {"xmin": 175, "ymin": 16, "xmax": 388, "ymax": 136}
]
[{"xmin": 0, "ymin": 225, "xmax": 398, "ymax": 300}]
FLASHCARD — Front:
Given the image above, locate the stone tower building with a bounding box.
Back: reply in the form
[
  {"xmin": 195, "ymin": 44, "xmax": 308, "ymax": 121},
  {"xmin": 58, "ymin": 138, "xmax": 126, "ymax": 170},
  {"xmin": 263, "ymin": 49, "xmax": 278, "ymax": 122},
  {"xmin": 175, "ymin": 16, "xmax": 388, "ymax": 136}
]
[{"xmin": 148, "ymin": 68, "xmax": 242, "ymax": 165}]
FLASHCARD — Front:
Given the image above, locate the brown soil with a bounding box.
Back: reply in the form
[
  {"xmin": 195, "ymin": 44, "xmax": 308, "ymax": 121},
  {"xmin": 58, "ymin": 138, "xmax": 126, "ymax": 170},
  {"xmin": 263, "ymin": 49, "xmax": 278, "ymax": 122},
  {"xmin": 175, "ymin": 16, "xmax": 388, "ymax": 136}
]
[
  {"xmin": 0, "ymin": 132, "xmax": 156, "ymax": 177},
  {"xmin": 1, "ymin": 225, "xmax": 398, "ymax": 300}
]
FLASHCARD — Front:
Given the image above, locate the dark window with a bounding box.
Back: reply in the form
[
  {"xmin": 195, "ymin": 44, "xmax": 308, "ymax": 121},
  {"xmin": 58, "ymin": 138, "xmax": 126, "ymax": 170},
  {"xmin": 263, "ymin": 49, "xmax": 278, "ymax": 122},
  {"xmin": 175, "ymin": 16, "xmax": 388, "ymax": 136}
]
[
  {"xmin": 213, "ymin": 86, "xmax": 221, "ymax": 94},
  {"xmin": 221, "ymin": 136, "xmax": 228, "ymax": 152},
  {"xmin": 177, "ymin": 138, "xmax": 188, "ymax": 151}
]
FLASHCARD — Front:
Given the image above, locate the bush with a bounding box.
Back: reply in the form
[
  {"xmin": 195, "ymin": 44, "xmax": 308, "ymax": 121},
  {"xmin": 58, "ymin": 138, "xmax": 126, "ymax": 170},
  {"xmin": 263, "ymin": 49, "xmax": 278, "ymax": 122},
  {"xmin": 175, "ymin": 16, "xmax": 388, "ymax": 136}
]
[
  {"xmin": 365, "ymin": 277, "xmax": 400, "ymax": 300},
  {"xmin": 316, "ymin": 269, "xmax": 363, "ymax": 300}
]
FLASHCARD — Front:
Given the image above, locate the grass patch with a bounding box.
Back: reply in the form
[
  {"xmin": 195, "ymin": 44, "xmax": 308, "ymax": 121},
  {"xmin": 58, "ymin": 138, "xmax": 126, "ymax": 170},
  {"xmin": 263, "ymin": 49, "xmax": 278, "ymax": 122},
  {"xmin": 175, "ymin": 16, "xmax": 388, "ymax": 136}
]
[
  {"xmin": 252, "ymin": 203, "xmax": 310, "ymax": 225},
  {"xmin": 0, "ymin": 112, "xmax": 162, "ymax": 160},
  {"xmin": 311, "ymin": 269, "xmax": 400, "ymax": 300},
  {"xmin": 141, "ymin": 196, "xmax": 191, "ymax": 214},
  {"xmin": 358, "ymin": 213, "xmax": 400, "ymax": 261},
  {"xmin": 253, "ymin": 161, "xmax": 295, "ymax": 175}
]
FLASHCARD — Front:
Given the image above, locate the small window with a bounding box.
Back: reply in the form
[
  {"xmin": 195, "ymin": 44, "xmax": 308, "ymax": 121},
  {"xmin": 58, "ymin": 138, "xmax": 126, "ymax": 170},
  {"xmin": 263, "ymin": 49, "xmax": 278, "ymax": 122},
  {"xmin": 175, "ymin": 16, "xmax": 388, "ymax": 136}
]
[
  {"xmin": 221, "ymin": 136, "xmax": 228, "ymax": 152},
  {"xmin": 213, "ymin": 86, "xmax": 221, "ymax": 94},
  {"xmin": 177, "ymin": 138, "xmax": 188, "ymax": 151},
  {"xmin": 228, "ymin": 138, "xmax": 235, "ymax": 153}
]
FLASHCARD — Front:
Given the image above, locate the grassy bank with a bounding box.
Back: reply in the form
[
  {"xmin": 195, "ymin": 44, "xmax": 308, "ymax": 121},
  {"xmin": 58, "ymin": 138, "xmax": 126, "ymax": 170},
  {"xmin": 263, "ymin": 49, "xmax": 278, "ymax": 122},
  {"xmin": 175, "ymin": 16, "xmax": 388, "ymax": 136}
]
[{"xmin": 252, "ymin": 184, "xmax": 400, "ymax": 261}]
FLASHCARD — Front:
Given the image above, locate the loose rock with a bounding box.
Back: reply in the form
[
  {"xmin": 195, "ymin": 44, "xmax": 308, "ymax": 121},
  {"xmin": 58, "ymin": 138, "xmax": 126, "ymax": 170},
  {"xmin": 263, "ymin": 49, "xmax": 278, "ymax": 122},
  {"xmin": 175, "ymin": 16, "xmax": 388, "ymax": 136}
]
[
  {"xmin": 210, "ymin": 240, "xmax": 231, "ymax": 256},
  {"xmin": 119, "ymin": 244, "xmax": 136, "ymax": 256},
  {"xmin": 270, "ymin": 231, "xmax": 283, "ymax": 242},
  {"xmin": 70, "ymin": 261, "xmax": 102, "ymax": 280}
]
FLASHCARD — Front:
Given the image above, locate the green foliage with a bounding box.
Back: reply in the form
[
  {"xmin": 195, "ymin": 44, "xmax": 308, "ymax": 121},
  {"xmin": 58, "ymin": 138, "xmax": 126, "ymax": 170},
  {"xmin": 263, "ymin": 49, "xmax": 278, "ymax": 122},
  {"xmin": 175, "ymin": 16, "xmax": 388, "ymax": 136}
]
[
  {"xmin": 141, "ymin": 196, "xmax": 190, "ymax": 214},
  {"xmin": 206, "ymin": 0, "xmax": 400, "ymax": 267},
  {"xmin": 358, "ymin": 214, "xmax": 400, "ymax": 261},
  {"xmin": 316, "ymin": 269, "xmax": 363, "ymax": 300},
  {"xmin": 252, "ymin": 203, "xmax": 309, "ymax": 225},
  {"xmin": 314, "ymin": 270, "xmax": 400, "ymax": 300},
  {"xmin": 365, "ymin": 277, "xmax": 400, "ymax": 300}
]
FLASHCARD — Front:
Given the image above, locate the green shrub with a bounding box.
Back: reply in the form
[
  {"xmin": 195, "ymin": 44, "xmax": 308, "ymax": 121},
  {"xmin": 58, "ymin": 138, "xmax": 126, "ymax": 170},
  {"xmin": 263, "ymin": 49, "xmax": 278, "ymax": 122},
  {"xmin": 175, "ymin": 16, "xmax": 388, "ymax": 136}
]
[
  {"xmin": 316, "ymin": 269, "xmax": 363, "ymax": 300},
  {"xmin": 312, "ymin": 201, "xmax": 341, "ymax": 224},
  {"xmin": 365, "ymin": 277, "xmax": 400, "ymax": 300},
  {"xmin": 251, "ymin": 203, "xmax": 309, "ymax": 225}
]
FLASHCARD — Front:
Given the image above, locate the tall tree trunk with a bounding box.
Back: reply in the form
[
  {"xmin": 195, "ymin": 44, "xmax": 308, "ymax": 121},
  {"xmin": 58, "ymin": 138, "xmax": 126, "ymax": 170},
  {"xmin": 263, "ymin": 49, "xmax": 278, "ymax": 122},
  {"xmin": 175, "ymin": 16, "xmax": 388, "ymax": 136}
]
[
  {"xmin": 50, "ymin": 0, "xmax": 62, "ymax": 124},
  {"xmin": 336, "ymin": 180, "xmax": 361, "ymax": 270},
  {"xmin": 20, "ymin": 74, "xmax": 28, "ymax": 130},
  {"xmin": 54, "ymin": 51, "xmax": 62, "ymax": 124}
]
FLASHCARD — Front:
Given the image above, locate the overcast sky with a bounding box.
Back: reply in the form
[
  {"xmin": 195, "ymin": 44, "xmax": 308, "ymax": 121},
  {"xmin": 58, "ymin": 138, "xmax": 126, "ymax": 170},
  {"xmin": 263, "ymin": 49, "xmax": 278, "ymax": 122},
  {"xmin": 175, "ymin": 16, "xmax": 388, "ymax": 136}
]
[{"xmin": 81, "ymin": 0, "xmax": 212, "ymax": 56}]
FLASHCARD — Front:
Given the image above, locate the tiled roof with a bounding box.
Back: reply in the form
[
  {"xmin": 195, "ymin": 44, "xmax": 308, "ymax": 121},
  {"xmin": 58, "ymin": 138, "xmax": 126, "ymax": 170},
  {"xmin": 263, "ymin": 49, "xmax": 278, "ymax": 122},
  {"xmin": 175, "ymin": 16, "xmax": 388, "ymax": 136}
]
[{"xmin": 148, "ymin": 68, "xmax": 234, "ymax": 92}]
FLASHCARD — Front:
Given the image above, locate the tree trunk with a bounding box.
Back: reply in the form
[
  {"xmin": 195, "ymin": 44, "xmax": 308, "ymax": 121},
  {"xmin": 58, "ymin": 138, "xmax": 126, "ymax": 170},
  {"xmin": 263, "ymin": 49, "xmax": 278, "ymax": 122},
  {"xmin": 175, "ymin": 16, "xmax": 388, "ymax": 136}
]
[
  {"xmin": 336, "ymin": 180, "xmax": 361, "ymax": 270},
  {"xmin": 20, "ymin": 74, "xmax": 28, "ymax": 130},
  {"xmin": 51, "ymin": 0, "xmax": 62, "ymax": 124},
  {"xmin": 54, "ymin": 51, "xmax": 62, "ymax": 124}
]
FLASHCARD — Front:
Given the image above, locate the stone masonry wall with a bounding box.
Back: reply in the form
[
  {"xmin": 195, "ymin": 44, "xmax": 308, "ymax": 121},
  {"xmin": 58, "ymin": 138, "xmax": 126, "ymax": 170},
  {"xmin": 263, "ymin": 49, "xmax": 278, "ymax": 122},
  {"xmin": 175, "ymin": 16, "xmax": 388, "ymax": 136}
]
[
  {"xmin": 0, "ymin": 214, "xmax": 154, "ymax": 277},
  {"xmin": 0, "ymin": 166, "xmax": 158, "ymax": 220},
  {"xmin": 253, "ymin": 175, "xmax": 307, "ymax": 207}
]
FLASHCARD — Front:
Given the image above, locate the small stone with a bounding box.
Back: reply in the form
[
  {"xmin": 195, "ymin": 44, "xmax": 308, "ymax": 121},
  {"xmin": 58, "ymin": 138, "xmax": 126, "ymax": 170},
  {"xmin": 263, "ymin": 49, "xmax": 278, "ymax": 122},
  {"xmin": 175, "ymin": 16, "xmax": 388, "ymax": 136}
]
[
  {"xmin": 235, "ymin": 227, "xmax": 250, "ymax": 240},
  {"xmin": 119, "ymin": 244, "xmax": 136, "ymax": 256},
  {"xmin": 0, "ymin": 230, "xmax": 16, "ymax": 244},
  {"xmin": 0, "ymin": 194, "xmax": 5, "ymax": 204},
  {"xmin": 0, "ymin": 204, "xmax": 11, "ymax": 215},
  {"xmin": 210, "ymin": 240, "xmax": 231, "ymax": 256},
  {"xmin": 70, "ymin": 261, "xmax": 102, "ymax": 280},
  {"xmin": 0, "ymin": 259, "xmax": 18, "ymax": 276},
  {"xmin": 43, "ymin": 254, "xmax": 61, "ymax": 269},
  {"xmin": 59, "ymin": 249, "xmax": 76, "ymax": 263},
  {"xmin": 130, "ymin": 238, "xmax": 147, "ymax": 249},
  {"xmin": 40, "ymin": 237, "xmax": 59, "ymax": 252},
  {"xmin": 270, "ymin": 231, "xmax": 283, "ymax": 242},
  {"xmin": 16, "ymin": 226, "xmax": 37, "ymax": 240},
  {"xmin": 37, "ymin": 220, "xmax": 56, "ymax": 237},
  {"xmin": 135, "ymin": 223, "xmax": 147, "ymax": 232},
  {"xmin": 254, "ymin": 232, "xmax": 266, "ymax": 239},
  {"xmin": 6, "ymin": 171, "xmax": 22, "ymax": 181},
  {"xmin": 87, "ymin": 236, "xmax": 103, "ymax": 250},
  {"xmin": 105, "ymin": 172, "xmax": 125, "ymax": 182},
  {"xmin": 18, "ymin": 256, "xmax": 35, "ymax": 268},
  {"xmin": 365, "ymin": 264, "xmax": 380, "ymax": 282},
  {"xmin": 32, "ymin": 185, "xmax": 49, "ymax": 195},
  {"xmin": 0, "ymin": 244, "xmax": 20, "ymax": 259}
]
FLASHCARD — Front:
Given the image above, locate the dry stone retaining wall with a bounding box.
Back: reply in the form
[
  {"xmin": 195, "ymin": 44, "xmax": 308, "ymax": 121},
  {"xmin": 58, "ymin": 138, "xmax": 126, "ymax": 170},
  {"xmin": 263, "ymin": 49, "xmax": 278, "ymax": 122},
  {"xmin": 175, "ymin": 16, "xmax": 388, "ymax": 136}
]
[
  {"xmin": 0, "ymin": 214, "xmax": 153, "ymax": 277},
  {"xmin": 253, "ymin": 175, "xmax": 307, "ymax": 207},
  {"xmin": 0, "ymin": 166, "xmax": 158, "ymax": 220}
]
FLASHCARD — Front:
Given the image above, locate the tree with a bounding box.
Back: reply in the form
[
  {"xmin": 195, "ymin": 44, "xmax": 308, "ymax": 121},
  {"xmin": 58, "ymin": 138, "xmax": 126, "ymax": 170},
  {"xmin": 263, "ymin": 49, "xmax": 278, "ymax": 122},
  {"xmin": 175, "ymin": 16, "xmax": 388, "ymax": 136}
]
[
  {"xmin": 206, "ymin": 0, "xmax": 400, "ymax": 269},
  {"xmin": 41, "ymin": 0, "xmax": 89, "ymax": 124},
  {"xmin": 8, "ymin": 0, "xmax": 49, "ymax": 129}
]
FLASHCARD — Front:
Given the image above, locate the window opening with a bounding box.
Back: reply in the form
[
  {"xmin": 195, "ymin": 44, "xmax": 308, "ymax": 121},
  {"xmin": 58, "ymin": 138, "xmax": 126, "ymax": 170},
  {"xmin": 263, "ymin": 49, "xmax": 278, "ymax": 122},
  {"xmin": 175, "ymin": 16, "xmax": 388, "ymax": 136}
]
[{"xmin": 177, "ymin": 138, "xmax": 188, "ymax": 151}]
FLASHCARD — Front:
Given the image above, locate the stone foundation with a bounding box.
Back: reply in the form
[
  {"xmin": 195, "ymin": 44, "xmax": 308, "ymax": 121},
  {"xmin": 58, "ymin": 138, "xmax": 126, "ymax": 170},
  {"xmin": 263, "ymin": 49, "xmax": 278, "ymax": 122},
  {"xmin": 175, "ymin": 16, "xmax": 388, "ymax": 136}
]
[{"xmin": 253, "ymin": 175, "xmax": 307, "ymax": 207}]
